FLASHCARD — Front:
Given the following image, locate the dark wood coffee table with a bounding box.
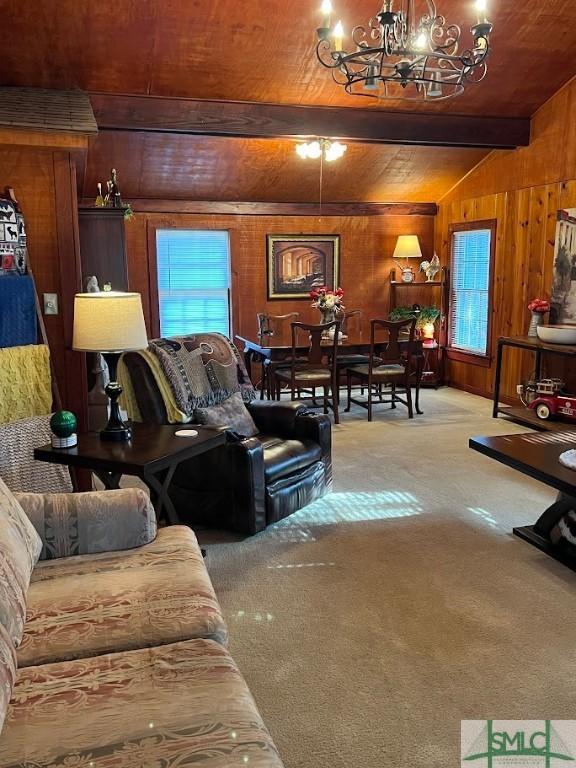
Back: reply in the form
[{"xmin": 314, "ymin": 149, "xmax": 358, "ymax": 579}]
[
  {"xmin": 34, "ymin": 424, "xmax": 227, "ymax": 525},
  {"xmin": 470, "ymin": 430, "xmax": 576, "ymax": 570}
]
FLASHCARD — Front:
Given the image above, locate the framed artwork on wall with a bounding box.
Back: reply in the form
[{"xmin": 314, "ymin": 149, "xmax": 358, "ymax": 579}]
[
  {"xmin": 266, "ymin": 234, "xmax": 340, "ymax": 300},
  {"xmin": 551, "ymin": 208, "xmax": 576, "ymax": 324}
]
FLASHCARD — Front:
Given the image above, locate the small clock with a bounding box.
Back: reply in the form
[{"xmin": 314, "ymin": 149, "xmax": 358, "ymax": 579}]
[{"xmin": 400, "ymin": 267, "xmax": 415, "ymax": 283}]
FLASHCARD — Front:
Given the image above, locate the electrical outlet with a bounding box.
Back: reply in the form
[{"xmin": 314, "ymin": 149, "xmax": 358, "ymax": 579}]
[
  {"xmin": 43, "ymin": 293, "xmax": 58, "ymax": 315},
  {"xmin": 516, "ymin": 384, "xmax": 524, "ymax": 395}
]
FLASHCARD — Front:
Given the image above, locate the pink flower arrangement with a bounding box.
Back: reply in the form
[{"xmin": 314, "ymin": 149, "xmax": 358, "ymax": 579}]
[
  {"xmin": 310, "ymin": 286, "xmax": 345, "ymax": 312},
  {"xmin": 528, "ymin": 298, "xmax": 550, "ymax": 314}
]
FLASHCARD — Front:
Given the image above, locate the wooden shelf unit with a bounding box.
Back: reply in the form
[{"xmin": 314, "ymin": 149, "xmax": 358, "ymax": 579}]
[
  {"xmin": 493, "ymin": 335, "xmax": 576, "ymax": 430},
  {"xmin": 388, "ymin": 266, "xmax": 449, "ymax": 387}
]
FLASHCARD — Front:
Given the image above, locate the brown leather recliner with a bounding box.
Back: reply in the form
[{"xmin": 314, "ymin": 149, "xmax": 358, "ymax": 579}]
[{"xmin": 122, "ymin": 352, "xmax": 332, "ymax": 535}]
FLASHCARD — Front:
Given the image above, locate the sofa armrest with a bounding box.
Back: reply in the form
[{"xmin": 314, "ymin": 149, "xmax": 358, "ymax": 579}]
[
  {"xmin": 247, "ymin": 400, "xmax": 310, "ymax": 438},
  {"xmin": 294, "ymin": 412, "xmax": 333, "ymax": 488},
  {"xmin": 14, "ymin": 488, "xmax": 157, "ymax": 561}
]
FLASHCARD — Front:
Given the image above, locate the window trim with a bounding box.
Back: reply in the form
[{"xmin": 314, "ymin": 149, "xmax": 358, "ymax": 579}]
[
  {"xmin": 446, "ymin": 219, "xmax": 496, "ymax": 366},
  {"xmin": 148, "ymin": 224, "xmax": 236, "ymax": 339}
]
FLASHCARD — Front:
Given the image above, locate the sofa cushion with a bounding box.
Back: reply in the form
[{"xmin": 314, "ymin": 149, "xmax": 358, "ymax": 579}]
[
  {"xmin": 1, "ymin": 639, "xmax": 284, "ymax": 767},
  {"xmin": 0, "ymin": 477, "xmax": 42, "ymax": 646},
  {"xmin": 0, "ymin": 624, "xmax": 16, "ymax": 735},
  {"xmin": 260, "ymin": 435, "xmax": 322, "ymax": 484},
  {"xmin": 17, "ymin": 526, "xmax": 227, "ymax": 667},
  {"xmin": 195, "ymin": 391, "xmax": 259, "ymax": 437}
]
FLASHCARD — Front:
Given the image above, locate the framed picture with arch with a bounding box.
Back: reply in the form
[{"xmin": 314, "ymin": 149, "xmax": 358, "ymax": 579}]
[{"xmin": 266, "ymin": 234, "xmax": 340, "ymax": 300}]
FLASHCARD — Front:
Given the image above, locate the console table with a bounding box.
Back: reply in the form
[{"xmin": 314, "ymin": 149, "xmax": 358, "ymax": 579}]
[
  {"xmin": 34, "ymin": 424, "xmax": 226, "ymax": 525},
  {"xmin": 493, "ymin": 335, "xmax": 576, "ymax": 432},
  {"xmin": 470, "ymin": 431, "xmax": 576, "ymax": 571}
]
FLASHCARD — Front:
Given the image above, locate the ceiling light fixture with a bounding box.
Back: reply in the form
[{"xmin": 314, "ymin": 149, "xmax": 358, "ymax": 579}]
[
  {"xmin": 296, "ymin": 138, "xmax": 347, "ymax": 162},
  {"xmin": 315, "ymin": 0, "xmax": 493, "ymax": 101}
]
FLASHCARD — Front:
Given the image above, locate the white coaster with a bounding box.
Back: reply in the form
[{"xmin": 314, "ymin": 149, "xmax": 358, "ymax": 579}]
[
  {"xmin": 559, "ymin": 449, "xmax": 576, "ymax": 470},
  {"xmin": 175, "ymin": 429, "xmax": 199, "ymax": 438}
]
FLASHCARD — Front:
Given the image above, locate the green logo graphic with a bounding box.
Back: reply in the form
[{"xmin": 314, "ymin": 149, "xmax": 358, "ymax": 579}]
[{"xmin": 463, "ymin": 721, "xmax": 574, "ymax": 767}]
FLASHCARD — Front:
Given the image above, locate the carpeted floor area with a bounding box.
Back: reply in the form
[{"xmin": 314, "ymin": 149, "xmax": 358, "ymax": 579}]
[{"xmin": 202, "ymin": 388, "xmax": 576, "ymax": 768}]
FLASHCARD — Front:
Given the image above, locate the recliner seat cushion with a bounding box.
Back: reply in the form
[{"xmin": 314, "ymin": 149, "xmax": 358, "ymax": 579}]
[
  {"xmin": 17, "ymin": 526, "xmax": 227, "ymax": 667},
  {"xmin": 1, "ymin": 639, "xmax": 284, "ymax": 768},
  {"xmin": 260, "ymin": 435, "xmax": 322, "ymax": 484}
]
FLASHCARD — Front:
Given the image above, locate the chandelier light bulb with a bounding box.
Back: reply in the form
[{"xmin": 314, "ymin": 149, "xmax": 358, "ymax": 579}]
[
  {"xmin": 415, "ymin": 32, "xmax": 427, "ymax": 49},
  {"xmin": 296, "ymin": 143, "xmax": 310, "ymax": 159},
  {"xmin": 320, "ymin": 0, "xmax": 333, "ymax": 28},
  {"xmin": 475, "ymin": 0, "xmax": 487, "ymax": 23},
  {"xmin": 332, "ymin": 20, "xmax": 344, "ymax": 51}
]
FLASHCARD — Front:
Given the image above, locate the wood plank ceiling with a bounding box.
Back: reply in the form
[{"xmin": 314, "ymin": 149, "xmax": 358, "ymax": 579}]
[
  {"xmin": 3, "ymin": 0, "xmax": 576, "ymax": 203},
  {"xmin": 83, "ymin": 132, "xmax": 488, "ymax": 203}
]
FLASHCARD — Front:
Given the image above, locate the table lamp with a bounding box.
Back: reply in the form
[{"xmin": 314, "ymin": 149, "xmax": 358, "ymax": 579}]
[
  {"xmin": 393, "ymin": 235, "xmax": 422, "ymax": 283},
  {"xmin": 73, "ymin": 292, "xmax": 148, "ymax": 441}
]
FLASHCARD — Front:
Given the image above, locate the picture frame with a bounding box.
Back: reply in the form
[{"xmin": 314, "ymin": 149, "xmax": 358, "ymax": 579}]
[
  {"xmin": 551, "ymin": 208, "xmax": 576, "ymax": 324},
  {"xmin": 266, "ymin": 234, "xmax": 340, "ymax": 300}
]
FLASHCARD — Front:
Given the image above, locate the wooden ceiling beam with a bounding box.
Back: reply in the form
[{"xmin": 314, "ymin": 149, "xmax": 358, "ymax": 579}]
[
  {"xmin": 91, "ymin": 93, "xmax": 530, "ymax": 150},
  {"xmin": 80, "ymin": 198, "xmax": 437, "ymax": 217}
]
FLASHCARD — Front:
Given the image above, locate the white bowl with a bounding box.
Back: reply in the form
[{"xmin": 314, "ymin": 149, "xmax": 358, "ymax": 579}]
[{"xmin": 536, "ymin": 324, "xmax": 576, "ymax": 344}]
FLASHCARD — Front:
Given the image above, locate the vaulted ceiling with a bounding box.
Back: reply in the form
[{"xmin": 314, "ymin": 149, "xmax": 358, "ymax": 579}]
[{"xmin": 4, "ymin": 0, "xmax": 576, "ymax": 203}]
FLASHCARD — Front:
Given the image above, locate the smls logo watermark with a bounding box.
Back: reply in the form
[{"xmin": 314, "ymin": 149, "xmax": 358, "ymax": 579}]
[{"xmin": 461, "ymin": 720, "xmax": 576, "ymax": 767}]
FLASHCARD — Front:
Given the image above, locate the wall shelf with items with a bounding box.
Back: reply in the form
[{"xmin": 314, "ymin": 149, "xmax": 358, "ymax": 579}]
[{"xmin": 388, "ymin": 266, "xmax": 449, "ymax": 388}]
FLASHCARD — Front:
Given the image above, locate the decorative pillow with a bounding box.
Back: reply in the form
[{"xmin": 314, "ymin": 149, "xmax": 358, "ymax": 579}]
[
  {"xmin": 0, "ymin": 476, "xmax": 42, "ymax": 646},
  {"xmin": 0, "ymin": 476, "xmax": 42, "ymax": 572},
  {"xmin": 0, "ymin": 623, "xmax": 16, "ymax": 733},
  {"xmin": 194, "ymin": 391, "xmax": 259, "ymax": 437}
]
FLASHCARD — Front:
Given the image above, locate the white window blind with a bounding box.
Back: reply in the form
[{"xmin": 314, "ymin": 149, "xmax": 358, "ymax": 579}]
[
  {"xmin": 156, "ymin": 230, "xmax": 231, "ymax": 337},
  {"xmin": 449, "ymin": 228, "xmax": 492, "ymax": 355}
]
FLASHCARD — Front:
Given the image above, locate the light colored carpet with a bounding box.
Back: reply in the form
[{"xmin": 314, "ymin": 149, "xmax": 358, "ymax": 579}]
[{"xmin": 201, "ymin": 388, "xmax": 576, "ymax": 768}]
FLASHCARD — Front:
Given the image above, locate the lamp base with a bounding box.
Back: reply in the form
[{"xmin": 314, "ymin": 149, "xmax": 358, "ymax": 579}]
[
  {"xmin": 101, "ymin": 351, "xmax": 132, "ymax": 442},
  {"xmin": 100, "ymin": 425, "xmax": 132, "ymax": 442}
]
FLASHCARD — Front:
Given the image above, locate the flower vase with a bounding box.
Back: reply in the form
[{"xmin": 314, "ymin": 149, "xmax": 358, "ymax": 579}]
[
  {"xmin": 319, "ymin": 308, "xmax": 335, "ymax": 339},
  {"xmin": 528, "ymin": 311, "xmax": 544, "ymax": 337}
]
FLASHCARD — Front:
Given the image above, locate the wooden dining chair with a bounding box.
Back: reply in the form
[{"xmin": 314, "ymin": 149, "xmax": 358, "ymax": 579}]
[
  {"xmin": 345, "ymin": 317, "xmax": 417, "ymax": 421},
  {"xmin": 256, "ymin": 312, "xmax": 300, "ymax": 399},
  {"xmin": 274, "ymin": 321, "xmax": 341, "ymax": 423}
]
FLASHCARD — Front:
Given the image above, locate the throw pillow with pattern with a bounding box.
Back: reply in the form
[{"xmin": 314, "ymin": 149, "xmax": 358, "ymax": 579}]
[{"xmin": 194, "ymin": 391, "xmax": 259, "ymax": 437}]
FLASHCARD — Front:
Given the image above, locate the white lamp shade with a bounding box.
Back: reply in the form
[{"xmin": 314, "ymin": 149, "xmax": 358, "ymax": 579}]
[
  {"xmin": 393, "ymin": 235, "xmax": 423, "ymax": 259},
  {"xmin": 73, "ymin": 292, "xmax": 148, "ymax": 353}
]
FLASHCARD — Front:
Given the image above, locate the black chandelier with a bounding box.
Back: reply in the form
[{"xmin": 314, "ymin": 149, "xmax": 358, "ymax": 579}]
[{"xmin": 316, "ymin": 0, "xmax": 493, "ymax": 101}]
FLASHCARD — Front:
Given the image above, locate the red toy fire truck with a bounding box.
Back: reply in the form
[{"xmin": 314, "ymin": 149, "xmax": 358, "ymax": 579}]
[{"xmin": 519, "ymin": 378, "xmax": 576, "ymax": 421}]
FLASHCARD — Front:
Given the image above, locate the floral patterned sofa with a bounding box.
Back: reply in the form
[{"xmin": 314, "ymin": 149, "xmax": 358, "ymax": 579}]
[{"xmin": 0, "ymin": 478, "xmax": 284, "ymax": 767}]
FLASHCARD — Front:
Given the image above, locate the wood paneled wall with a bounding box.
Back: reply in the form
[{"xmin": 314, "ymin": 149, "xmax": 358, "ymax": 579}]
[
  {"xmin": 435, "ymin": 77, "xmax": 576, "ymax": 402},
  {"xmin": 125, "ymin": 210, "xmax": 435, "ymax": 343},
  {"xmin": 0, "ymin": 146, "xmax": 87, "ymax": 427}
]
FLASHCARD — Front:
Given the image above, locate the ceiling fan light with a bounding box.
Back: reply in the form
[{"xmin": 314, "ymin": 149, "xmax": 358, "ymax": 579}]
[
  {"xmin": 325, "ymin": 141, "xmax": 347, "ymax": 161},
  {"xmin": 307, "ymin": 140, "xmax": 322, "ymax": 159}
]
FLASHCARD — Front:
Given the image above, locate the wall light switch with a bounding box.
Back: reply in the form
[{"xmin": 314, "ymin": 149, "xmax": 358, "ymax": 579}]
[{"xmin": 43, "ymin": 293, "xmax": 59, "ymax": 316}]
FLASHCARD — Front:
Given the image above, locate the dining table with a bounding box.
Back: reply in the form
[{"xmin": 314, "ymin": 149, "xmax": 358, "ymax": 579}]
[{"xmin": 235, "ymin": 330, "xmax": 425, "ymax": 415}]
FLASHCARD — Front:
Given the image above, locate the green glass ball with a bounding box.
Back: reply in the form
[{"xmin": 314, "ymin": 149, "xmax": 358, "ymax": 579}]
[{"xmin": 50, "ymin": 411, "xmax": 77, "ymax": 438}]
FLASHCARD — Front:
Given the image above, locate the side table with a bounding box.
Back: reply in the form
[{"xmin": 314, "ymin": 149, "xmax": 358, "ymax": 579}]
[{"xmin": 34, "ymin": 424, "xmax": 227, "ymax": 525}]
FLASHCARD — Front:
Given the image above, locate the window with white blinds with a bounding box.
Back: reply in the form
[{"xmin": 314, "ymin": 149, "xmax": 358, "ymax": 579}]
[
  {"xmin": 449, "ymin": 227, "xmax": 493, "ymax": 356},
  {"xmin": 156, "ymin": 230, "xmax": 231, "ymax": 337}
]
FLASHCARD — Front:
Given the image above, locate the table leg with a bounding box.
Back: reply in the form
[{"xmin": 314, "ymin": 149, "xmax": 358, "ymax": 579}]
[
  {"xmin": 415, "ymin": 356, "xmax": 424, "ymax": 415},
  {"xmin": 492, "ymin": 340, "xmax": 504, "ymax": 418},
  {"xmin": 143, "ymin": 463, "xmax": 179, "ymax": 525},
  {"xmin": 93, "ymin": 470, "xmax": 122, "ymax": 490}
]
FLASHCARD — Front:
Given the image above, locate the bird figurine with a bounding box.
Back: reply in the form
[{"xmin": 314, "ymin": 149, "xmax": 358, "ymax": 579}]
[{"xmin": 419, "ymin": 253, "xmax": 440, "ymax": 283}]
